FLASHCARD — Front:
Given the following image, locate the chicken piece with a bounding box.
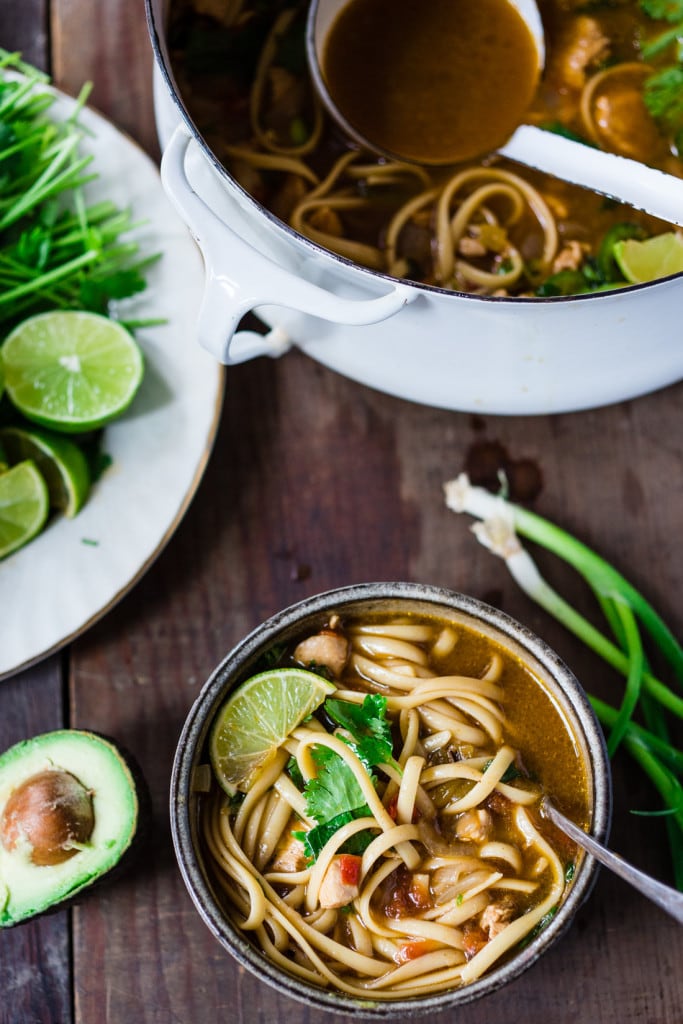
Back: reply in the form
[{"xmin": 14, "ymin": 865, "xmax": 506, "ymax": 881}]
[
  {"xmin": 455, "ymin": 809, "xmax": 492, "ymax": 844},
  {"xmin": 552, "ymin": 240, "xmax": 590, "ymax": 273},
  {"xmin": 594, "ymin": 87, "xmax": 670, "ymax": 165},
  {"xmin": 269, "ymin": 829, "xmax": 308, "ymax": 873},
  {"xmin": 480, "ymin": 896, "xmax": 515, "ymax": 939},
  {"xmin": 293, "ymin": 630, "xmax": 349, "ymax": 678},
  {"xmin": 318, "ymin": 854, "xmax": 361, "ymax": 908},
  {"xmin": 550, "ymin": 16, "xmax": 610, "ymax": 92},
  {"xmin": 458, "ymin": 236, "xmax": 487, "ymax": 258},
  {"xmin": 408, "ymin": 873, "xmax": 432, "ymax": 910}
]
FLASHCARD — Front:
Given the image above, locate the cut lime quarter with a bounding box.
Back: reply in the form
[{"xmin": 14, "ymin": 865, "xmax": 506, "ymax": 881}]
[
  {"xmin": 0, "ymin": 460, "xmax": 50, "ymax": 559},
  {"xmin": 614, "ymin": 232, "xmax": 683, "ymax": 285},
  {"xmin": 0, "ymin": 426, "xmax": 90, "ymax": 517},
  {"xmin": 209, "ymin": 668, "xmax": 336, "ymax": 793},
  {"xmin": 1, "ymin": 311, "xmax": 144, "ymax": 433}
]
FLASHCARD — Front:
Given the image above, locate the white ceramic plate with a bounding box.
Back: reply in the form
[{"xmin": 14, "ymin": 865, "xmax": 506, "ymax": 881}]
[{"xmin": 0, "ymin": 78, "xmax": 224, "ymax": 681}]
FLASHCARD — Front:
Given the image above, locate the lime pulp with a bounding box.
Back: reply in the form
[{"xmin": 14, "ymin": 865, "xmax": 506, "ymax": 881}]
[
  {"xmin": 0, "ymin": 425, "xmax": 91, "ymax": 517},
  {"xmin": 1, "ymin": 310, "xmax": 144, "ymax": 433},
  {"xmin": 209, "ymin": 668, "xmax": 336, "ymax": 793},
  {"xmin": 0, "ymin": 460, "xmax": 50, "ymax": 559}
]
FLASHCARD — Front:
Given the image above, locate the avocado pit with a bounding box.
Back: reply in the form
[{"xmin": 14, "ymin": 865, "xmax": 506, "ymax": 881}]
[{"xmin": 0, "ymin": 768, "xmax": 95, "ymax": 866}]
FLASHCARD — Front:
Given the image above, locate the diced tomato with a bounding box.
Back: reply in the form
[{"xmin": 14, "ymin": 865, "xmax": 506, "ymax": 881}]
[
  {"xmin": 462, "ymin": 922, "xmax": 489, "ymax": 960},
  {"xmin": 338, "ymin": 854, "xmax": 362, "ymax": 886},
  {"xmin": 384, "ymin": 794, "xmax": 421, "ymax": 822},
  {"xmin": 395, "ymin": 939, "xmax": 441, "ymax": 963}
]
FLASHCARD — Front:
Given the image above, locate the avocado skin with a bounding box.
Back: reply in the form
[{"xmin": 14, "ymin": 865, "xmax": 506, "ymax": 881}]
[{"xmin": 0, "ymin": 730, "xmax": 148, "ymax": 927}]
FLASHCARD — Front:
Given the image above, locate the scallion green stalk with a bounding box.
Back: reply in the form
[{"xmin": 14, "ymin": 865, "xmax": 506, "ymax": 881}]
[{"xmin": 444, "ymin": 473, "xmax": 683, "ymax": 888}]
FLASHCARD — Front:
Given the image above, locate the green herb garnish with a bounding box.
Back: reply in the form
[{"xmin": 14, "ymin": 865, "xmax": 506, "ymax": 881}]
[
  {"xmin": 293, "ymin": 695, "xmax": 399, "ymax": 862},
  {"xmin": 0, "ymin": 52, "xmax": 160, "ymax": 330}
]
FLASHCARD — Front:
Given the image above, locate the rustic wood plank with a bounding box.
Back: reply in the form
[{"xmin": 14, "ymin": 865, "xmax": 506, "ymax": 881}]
[
  {"xmin": 0, "ymin": 6, "xmax": 71, "ymax": 1024},
  {"xmin": 0, "ymin": 659, "xmax": 71, "ymax": 1024},
  {"xmin": 70, "ymin": 349, "xmax": 683, "ymax": 1023},
  {"xmin": 50, "ymin": 0, "xmax": 159, "ymax": 157},
  {"xmin": 2, "ymin": 0, "xmax": 49, "ymax": 70},
  {"xmin": 35, "ymin": 0, "xmax": 683, "ymax": 1018}
]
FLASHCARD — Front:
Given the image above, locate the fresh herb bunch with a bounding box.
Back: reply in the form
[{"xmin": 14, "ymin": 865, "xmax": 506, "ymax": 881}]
[
  {"xmin": 0, "ymin": 51, "xmax": 161, "ymax": 331},
  {"xmin": 640, "ymin": 0, "xmax": 683, "ymax": 153},
  {"xmin": 444, "ymin": 474, "xmax": 683, "ymax": 890}
]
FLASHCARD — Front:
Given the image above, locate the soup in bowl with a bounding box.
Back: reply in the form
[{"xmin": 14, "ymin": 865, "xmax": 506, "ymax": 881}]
[{"xmin": 170, "ymin": 583, "xmax": 611, "ymax": 1015}]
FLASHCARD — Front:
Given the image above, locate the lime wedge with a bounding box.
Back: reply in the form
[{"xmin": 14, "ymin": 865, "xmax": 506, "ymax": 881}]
[
  {"xmin": 613, "ymin": 232, "xmax": 683, "ymax": 284},
  {"xmin": 0, "ymin": 460, "xmax": 50, "ymax": 559},
  {"xmin": 1, "ymin": 311, "xmax": 144, "ymax": 433},
  {"xmin": 209, "ymin": 668, "xmax": 336, "ymax": 793},
  {"xmin": 0, "ymin": 425, "xmax": 90, "ymax": 517}
]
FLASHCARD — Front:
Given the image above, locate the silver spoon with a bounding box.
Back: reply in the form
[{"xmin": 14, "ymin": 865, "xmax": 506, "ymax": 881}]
[
  {"xmin": 541, "ymin": 797, "xmax": 683, "ymax": 926},
  {"xmin": 307, "ymin": 0, "xmax": 683, "ymax": 226}
]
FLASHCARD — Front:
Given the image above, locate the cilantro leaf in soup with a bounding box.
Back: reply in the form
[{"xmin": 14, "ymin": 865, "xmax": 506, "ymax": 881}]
[
  {"xmin": 325, "ymin": 694, "xmax": 397, "ymax": 769},
  {"xmin": 640, "ymin": 0, "xmax": 683, "ymax": 22},
  {"xmin": 302, "ymin": 744, "xmax": 370, "ymax": 825},
  {"xmin": 644, "ymin": 66, "xmax": 683, "ymax": 148}
]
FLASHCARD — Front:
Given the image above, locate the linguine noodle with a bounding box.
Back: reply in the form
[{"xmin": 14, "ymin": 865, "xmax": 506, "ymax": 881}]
[{"xmin": 200, "ymin": 612, "xmax": 584, "ymax": 999}]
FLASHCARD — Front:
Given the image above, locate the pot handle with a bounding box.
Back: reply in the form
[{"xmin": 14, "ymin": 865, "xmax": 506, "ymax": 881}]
[{"xmin": 160, "ymin": 124, "xmax": 416, "ymax": 364}]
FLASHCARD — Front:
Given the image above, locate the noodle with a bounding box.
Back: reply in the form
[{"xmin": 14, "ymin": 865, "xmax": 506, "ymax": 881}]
[{"xmin": 199, "ymin": 609, "xmax": 588, "ymax": 999}]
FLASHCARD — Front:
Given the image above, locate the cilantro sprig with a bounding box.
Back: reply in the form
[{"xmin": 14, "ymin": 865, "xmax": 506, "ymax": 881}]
[
  {"xmin": 292, "ymin": 694, "xmax": 399, "ymax": 861},
  {"xmin": 0, "ymin": 52, "xmax": 161, "ymax": 330},
  {"xmin": 640, "ymin": 0, "xmax": 683, "ymax": 152}
]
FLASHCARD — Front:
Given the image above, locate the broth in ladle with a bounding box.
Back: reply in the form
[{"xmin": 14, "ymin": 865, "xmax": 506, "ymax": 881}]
[{"xmin": 320, "ymin": 0, "xmax": 541, "ymax": 164}]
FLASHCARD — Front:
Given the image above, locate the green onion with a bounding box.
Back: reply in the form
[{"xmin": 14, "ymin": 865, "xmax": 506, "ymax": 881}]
[{"xmin": 444, "ymin": 473, "xmax": 683, "ymax": 888}]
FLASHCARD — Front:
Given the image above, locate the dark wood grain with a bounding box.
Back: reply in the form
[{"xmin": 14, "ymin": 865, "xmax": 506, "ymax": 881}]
[
  {"xmin": 0, "ymin": 660, "xmax": 71, "ymax": 1024},
  {"xmin": 2, "ymin": 0, "xmax": 683, "ymax": 1021},
  {"xmin": 0, "ymin": 5, "xmax": 71, "ymax": 1023},
  {"xmin": 3, "ymin": 0, "xmax": 50, "ymax": 70},
  {"xmin": 70, "ymin": 352, "xmax": 683, "ymax": 1024},
  {"xmin": 51, "ymin": 0, "xmax": 160, "ymax": 157}
]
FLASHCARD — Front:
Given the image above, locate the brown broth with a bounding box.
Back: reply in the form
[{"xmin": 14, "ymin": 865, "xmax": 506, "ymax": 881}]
[
  {"xmin": 349, "ymin": 611, "xmax": 590, "ymax": 826},
  {"xmin": 321, "ymin": 0, "xmax": 541, "ymax": 164}
]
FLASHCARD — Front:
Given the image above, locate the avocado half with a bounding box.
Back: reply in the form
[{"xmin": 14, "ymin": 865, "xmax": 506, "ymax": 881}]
[{"xmin": 0, "ymin": 730, "xmax": 140, "ymax": 926}]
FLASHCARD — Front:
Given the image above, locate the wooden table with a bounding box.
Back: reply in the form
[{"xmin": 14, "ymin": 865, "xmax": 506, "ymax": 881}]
[{"xmin": 2, "ymin": 3, "xmax": 683, "ymax": 1021}]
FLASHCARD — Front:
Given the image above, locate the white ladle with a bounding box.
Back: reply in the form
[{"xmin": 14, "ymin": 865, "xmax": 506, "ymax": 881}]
[{"xmin": 307, "ymin": 0, "xmax": 683, "ymax": 227}]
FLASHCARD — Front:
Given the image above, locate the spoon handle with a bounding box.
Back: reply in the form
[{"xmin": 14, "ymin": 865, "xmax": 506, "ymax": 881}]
[
  {"xmin": 500, "ymin": 126, "xmax": 683, "ymax": 228},
  {"xmin": 542, "ymin": 799, "xmax": 683, "ymax": 925}
]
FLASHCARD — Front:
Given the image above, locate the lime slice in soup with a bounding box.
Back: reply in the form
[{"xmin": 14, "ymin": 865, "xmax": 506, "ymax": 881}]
[
  {"xmin": 0, "ymin": 460, "xmax": 50, "ymax": 559},
  {"xmin": 209, "ymin": 668, "xmax": 336, "ymax": 793},
  {"xmin": 0, "ymin": 426, "xmax": 90, "ymax": 517},
  {"xmin": 613, "ymin": 231, "xmax": 683, "ymax": 284},
  {"xmin": 1, "ymin": 311, "xmax": 144, "ymax": 433}
]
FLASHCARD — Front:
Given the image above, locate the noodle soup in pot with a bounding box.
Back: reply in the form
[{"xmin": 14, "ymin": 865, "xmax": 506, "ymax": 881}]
[{"xmin": 171, "ymin": 584, "xmax": 611, "ymax": 1016}]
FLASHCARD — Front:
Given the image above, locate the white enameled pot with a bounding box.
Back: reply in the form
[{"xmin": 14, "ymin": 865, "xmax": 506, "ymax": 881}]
[{"xmin": 146, "ymin": 0, "xmax": 683, "ymax": 415}]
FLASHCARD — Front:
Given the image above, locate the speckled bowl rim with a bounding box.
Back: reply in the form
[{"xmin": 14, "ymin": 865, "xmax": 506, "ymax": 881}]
[{"xmin": 170, "ymin": 582, "xmax": 612, "ymax": 1017}]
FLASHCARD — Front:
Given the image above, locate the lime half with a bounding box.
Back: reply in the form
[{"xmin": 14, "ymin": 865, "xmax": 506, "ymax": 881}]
[
  {"xmin": 0, "ymin": 460, "xmax": 50, "ymax": 559},
  {"xmin": 1, "ymin": 311, "xmax": 144, "ymax": 433},
  {"xmin": 209, "ymin": 668, "xmax": 336, "ymax": 793},
  {"xmin": 614, "ymin": 232, "xmax": 683, "ymax": 285},
  {"xmin": 0, "ymin": 426, "xmax": 90, "ymax": 517}
]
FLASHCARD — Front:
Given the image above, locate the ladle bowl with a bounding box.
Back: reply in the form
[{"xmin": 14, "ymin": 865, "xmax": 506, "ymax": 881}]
[{"xmin": 306, "ymin": 0, "xmax": 683, "ymax": 225}]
